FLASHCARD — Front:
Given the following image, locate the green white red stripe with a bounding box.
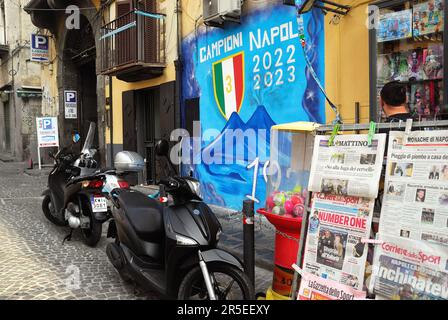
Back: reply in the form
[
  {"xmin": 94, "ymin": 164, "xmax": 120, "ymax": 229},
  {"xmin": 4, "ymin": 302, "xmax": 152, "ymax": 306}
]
[{"xmin": 213, "ymin": 53, "xmax": 244, "ymax": 119}]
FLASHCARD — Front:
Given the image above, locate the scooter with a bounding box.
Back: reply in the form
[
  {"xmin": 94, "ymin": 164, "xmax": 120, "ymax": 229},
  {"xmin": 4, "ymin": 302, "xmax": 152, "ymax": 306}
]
[
  {"xmin": 106, "ymin": 140, "xmax": 254, "ymax": 300},
  {"xmin": 42, "ymin": 122, "xmax": 108, "ymax": 247}
]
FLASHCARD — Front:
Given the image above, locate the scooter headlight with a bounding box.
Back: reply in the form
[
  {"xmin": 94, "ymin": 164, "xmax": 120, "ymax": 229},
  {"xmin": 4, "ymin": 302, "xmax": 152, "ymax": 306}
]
[
  {"xmin": 186, "ymin": 179, "xmax": 202, "ymax": 198},
  {"xmin": 176, "ymin": 234, "xmax": 198, "ymax": 246}
]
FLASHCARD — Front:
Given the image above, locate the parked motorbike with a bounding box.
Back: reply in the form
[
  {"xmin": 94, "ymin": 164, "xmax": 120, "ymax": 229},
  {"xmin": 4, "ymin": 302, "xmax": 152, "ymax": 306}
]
[
  {"xmin": 105, "ymin": 140, "xmax": 254, "ymax": 300},
  {"xmin": 42, "ymin": 122, "xmax": 108, "ymax": 247}
]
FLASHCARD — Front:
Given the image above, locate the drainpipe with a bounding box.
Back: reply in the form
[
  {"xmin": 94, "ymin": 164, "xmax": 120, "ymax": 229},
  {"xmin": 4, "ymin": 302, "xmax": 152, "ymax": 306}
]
[
  {"xmin": 109, "ymin": 76, "xmax": 113, "ymax": 166},
  {"xmin": 175, "ymin": 0, "xmax": 182, "ymax": 129}
]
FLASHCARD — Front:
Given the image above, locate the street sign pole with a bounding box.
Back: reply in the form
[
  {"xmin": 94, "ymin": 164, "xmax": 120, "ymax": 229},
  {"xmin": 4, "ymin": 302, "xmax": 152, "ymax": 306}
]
[{"xmin": 37, "ymin": 146, "xmax": 41, "ymax": 170}]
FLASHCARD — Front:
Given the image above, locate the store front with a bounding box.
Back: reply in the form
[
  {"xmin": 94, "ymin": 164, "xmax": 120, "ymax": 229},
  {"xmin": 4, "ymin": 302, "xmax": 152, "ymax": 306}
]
[{"xmin": 370, "ymin": 0, "xmax": 446, "ymax": 122}]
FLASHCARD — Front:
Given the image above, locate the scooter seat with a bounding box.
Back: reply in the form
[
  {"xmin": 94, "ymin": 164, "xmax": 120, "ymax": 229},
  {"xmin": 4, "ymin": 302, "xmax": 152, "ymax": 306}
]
[{"xmin": 116, "ymin": 190, "xmax": 164, "ymax": 242}]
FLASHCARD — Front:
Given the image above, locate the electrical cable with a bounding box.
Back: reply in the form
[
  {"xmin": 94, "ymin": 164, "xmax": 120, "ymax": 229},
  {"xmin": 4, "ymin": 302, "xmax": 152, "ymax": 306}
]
[{"xmin": 295, "ymin": 2, "xmax": 342, "ymax": 123}]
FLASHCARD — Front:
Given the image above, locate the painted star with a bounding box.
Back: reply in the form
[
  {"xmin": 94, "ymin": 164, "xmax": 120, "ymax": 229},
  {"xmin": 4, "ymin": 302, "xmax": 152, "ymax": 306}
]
[{"xmin": 306, "ymin": 90, "xmax": 316, "ymax": 101}]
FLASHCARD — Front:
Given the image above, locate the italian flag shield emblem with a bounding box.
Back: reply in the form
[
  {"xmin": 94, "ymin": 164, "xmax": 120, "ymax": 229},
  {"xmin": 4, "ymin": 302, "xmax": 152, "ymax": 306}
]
[{"xmin": 212, "ymin": 52, "xmax": 245, "ymax": 119}]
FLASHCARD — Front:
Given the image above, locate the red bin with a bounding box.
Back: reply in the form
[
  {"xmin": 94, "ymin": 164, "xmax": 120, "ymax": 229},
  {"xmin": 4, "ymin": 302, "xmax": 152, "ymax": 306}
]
[{"xmin": 258, "ymin": 208, "xmax": 303, "ymax": 297}]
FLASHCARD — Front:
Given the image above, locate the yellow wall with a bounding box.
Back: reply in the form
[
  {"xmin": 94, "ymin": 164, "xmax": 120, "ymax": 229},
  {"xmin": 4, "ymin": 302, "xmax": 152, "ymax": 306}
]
[
  {"xmin": 325, "ymin": 0, "xmax": 373, "ymax": 124},
  {"xmin": 40, "ymin": 32, "xmax": 59, "ymax": 117},
  {"xmin": 108, "ymin": 0, "xmax": 374, "ymax": 145},
  {"xmin": 108, "ymin": 0, "xmax": 178, "ymax": 145}
]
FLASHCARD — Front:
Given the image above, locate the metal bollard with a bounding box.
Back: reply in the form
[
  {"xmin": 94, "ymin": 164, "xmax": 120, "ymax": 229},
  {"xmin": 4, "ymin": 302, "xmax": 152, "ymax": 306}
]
[{"xmin": 243, "ymin": 199, "xmax": 255, "ymax": 290}]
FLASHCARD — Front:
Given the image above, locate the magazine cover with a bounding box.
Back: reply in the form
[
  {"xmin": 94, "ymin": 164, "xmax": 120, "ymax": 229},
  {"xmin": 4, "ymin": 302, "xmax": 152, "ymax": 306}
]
[
  {"xmin": 409, "ymin": 83, "xmax": 429, "ymax": 117},
  {"xmin": 407, "ymin": 49, "xmax": 424, "ymax": 80},
  {"xmin": 377, "ymin": 54, "xmax": 393, "ymax": 84},
  {"xmin": 378, "ymin": 9, "xmax": 413, "ymax": 42},
  {"xmin": 413, "ymin": 0, "xmax": 444, "ymax": 36},
  {"xmin": 390, "ymin": 52, "xmax": 411, "ymax": 81},
  {"xmin": 437, "ymin": 80, "xmax": 445, "ymax": 116},
  {"xmin": 423, "ymin": 44, "xmax": 444, "ymax": 79}
]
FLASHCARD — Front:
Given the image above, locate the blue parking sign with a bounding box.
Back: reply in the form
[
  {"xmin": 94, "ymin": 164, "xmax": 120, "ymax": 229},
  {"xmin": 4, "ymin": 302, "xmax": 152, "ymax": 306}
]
[
  {"xmin": 65, "ymin": 91, "xmax": 77, "ymax": 103},
  {"xmin": 43, "ymin": 118, "xmax": 52, "ymax": 130},
  {"xmin": 30, "ymin": 34, "xmax": 49, "ymax": 62},
  {"xmin": 64, "ymin": 90, "xmax": 78, "ymax": 119}
]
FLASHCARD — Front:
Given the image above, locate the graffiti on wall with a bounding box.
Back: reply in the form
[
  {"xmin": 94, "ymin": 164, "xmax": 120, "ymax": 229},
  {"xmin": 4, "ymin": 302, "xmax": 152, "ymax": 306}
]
[{"xmin": 181, "ymin": 4, "xmax": 325, "ymax": 210}]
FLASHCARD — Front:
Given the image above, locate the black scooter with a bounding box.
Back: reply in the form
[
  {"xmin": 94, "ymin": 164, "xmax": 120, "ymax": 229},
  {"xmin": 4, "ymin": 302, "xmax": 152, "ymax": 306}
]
[
  {"xmin": 106, "ymin": 140, "xmax": 254, "ymax": 300},
  {"xmin": 42, "ymin": 123, "xmax": 107, "ymax": 247}
]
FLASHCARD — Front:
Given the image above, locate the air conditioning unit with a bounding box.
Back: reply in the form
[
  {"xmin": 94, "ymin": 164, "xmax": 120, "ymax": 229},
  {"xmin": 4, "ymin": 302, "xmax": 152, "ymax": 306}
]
[{"xmin": 203, "ymin": 0, "xmax": 242, "ymax": 27}]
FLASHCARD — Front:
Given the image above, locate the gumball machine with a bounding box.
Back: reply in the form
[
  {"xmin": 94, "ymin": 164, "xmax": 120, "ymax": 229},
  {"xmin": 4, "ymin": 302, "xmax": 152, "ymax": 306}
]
[{"xmin": 257, "ymin": 121, "xmax": 318, "ymax": 299}]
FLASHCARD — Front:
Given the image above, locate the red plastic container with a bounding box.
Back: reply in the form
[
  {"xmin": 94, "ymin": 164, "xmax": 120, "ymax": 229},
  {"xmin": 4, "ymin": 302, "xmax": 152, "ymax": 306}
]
[{"xmin": 257, "ymin": 208, "xmax": 303, "ymax": 296}]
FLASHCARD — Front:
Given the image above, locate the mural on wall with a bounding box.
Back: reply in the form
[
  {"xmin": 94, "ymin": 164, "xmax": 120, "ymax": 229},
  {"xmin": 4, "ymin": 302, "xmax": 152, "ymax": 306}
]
[{"xmin": 181, "ymin": 2, "xmax": 325, "ymax": 210}]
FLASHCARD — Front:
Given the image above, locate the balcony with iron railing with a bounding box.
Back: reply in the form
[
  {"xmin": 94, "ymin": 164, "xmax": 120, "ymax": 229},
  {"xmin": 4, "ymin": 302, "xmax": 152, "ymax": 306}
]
[{"xmin": 100, "ymin": 9, "xmax": 166, "ymax": 82}]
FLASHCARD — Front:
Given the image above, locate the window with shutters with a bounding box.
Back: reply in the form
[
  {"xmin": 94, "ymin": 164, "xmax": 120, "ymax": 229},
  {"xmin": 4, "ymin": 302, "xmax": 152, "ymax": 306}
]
[{"xmin": 99, "ymin": 0, "xmax": 165, "ymax": 82}]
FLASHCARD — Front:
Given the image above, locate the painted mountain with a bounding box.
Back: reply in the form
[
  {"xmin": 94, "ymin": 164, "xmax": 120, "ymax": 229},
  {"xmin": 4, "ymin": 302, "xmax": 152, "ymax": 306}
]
[
  {"xmin": 183, "ymin": 105, "xmax": 277, "ymax": 210},
  {"xmin": 202, "ymin": 105, "xmax": 275, "ymax": 165}
]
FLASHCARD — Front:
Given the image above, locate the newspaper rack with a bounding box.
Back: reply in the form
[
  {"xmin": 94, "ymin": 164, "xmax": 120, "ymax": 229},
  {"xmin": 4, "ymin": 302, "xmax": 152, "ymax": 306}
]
[{"xmin": 291, "ymin": 119, "xmax": 448, "ymax": 300}]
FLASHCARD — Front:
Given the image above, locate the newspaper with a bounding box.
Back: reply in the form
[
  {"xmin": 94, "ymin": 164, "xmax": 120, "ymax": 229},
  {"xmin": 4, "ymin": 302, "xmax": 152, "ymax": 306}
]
[
  {"xmin": 379, "ymin": 131, "xmax": 448, "ymax": 247},
  {"xmin": 371, "ymin": 234, "xmax": 448, "ymax": 300},
  {"xmin": 298, "ymin": 192, "xmax": 374, "ymax": 300},
  {"xmin": 308, "ymin": 134, "xmax": 387, "ymax": 198},
  {"xmin": 298, "ymin": 270, "xmax": 367, "ymax": 300}
]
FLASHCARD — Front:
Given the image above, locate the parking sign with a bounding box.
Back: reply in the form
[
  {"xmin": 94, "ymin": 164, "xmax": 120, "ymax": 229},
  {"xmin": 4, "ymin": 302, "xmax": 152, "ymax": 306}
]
[
  {"xmin": 64, "ymin": 90, "xmax": 78, "ymax": 119},
  {"xmin": 36, "ymin": 117, "xmax": 59, "ymax": 148},
  {"xmin": 30, "ymin": 34, "xmax": 49, "ymax": 62}
]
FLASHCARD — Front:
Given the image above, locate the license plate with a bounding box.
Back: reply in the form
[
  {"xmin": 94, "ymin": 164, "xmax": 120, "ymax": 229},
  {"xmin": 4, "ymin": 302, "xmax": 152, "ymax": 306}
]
[{"xmin": 91, "ymin": 196, "xmax": 107, "ymax": 213}]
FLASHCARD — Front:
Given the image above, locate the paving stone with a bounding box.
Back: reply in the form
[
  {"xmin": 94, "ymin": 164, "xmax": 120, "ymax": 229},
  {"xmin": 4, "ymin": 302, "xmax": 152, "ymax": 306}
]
[{"xmin": 0, "ymin": 160, "xmax": 273, "ymax": 299}]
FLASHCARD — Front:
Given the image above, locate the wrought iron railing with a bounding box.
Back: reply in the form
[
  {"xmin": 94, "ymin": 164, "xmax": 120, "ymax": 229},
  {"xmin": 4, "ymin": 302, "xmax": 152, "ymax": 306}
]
[{"xmin": 100, "ymin": 10, "xmax": 166, "ymax": 75}]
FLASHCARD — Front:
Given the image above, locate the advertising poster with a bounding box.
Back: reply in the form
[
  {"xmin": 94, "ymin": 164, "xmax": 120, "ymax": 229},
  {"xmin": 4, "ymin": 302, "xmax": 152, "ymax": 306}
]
[
  {"xmin": 377, "ymin": 9, "xmax": 413, "ymax": 42},
  {"xmin": 298, "ymin": 192, "xmax": 374, "ymax": 300},
  {"xmin": 379, "ymin": 131, "xmax": 448, "ymax": 247},
  {"xmin": 308, "ymin": 134, "xmax": 387, "ymax": 198},
  {"xmin": 413, "ymin": 0, "xmax": 444, "ymax": 36},
  {"xmin": 371, "ymin": 234, "xmax": 448, "ymax": 300}
]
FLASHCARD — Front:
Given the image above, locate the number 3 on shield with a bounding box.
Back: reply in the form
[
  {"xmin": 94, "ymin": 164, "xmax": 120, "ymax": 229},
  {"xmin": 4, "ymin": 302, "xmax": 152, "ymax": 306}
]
[{"xmin": 225, "ymin": 75, "xmax": 233, "ymax": 94}]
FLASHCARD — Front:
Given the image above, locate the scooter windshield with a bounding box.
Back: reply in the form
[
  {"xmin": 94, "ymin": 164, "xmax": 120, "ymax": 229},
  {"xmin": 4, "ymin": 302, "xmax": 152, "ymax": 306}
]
[{"xmin": 81, "ymin": 122, "xmax": 96, "ymax": 154}]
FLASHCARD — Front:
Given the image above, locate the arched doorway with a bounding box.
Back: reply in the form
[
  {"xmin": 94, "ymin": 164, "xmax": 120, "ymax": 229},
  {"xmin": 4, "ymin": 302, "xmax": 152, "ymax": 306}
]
[{"xmin": 59, "ymin": 14, "xmax": 99, "ymax": 159}]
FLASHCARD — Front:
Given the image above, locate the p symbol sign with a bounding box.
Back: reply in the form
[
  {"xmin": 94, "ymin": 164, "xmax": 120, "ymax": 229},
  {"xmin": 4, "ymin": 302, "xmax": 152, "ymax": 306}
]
[
  {"xmin": 43, "ymin": 118, "xmax": 52, "ymax": 130},
  {"xmin": 65, "ymin": 91, "xmax": 77, "ymax": 103},
  {"xmin": 33, "ymin": 35, "xmax": 48, "ymax": 50}
]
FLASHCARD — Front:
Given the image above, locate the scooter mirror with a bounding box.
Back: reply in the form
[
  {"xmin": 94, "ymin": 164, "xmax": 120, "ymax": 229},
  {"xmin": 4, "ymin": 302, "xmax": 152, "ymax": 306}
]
[
  {"xmin": 72, "ymin": 133, "xmax": 81, "ymax": 144},
  {"xmin": 155, "ymin": 139, "xmax": 170, "ymax": 157}
]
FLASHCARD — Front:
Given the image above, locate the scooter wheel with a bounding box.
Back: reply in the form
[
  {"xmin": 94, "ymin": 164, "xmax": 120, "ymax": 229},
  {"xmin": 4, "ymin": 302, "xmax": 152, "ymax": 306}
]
[
  {"xmin": 42, "ymin": 195, "xmax": 67, "ymax": 226},
  {"xmin": 79, "ymin": 198, "xmax": 102, "ymax": 247},
  {"xmin": 178, "ymin": 263, "xmax": 255, "ymax": 300}
]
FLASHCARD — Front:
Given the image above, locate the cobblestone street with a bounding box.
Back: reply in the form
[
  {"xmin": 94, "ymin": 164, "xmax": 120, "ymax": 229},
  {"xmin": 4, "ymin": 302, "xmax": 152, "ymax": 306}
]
[
  {"xmin": 0, "ymin": 161, "xmax": 272, "ymax": 300},
  {"xmin": 0, "ymin": 161, "xmax": 158, "ymax": 300}
]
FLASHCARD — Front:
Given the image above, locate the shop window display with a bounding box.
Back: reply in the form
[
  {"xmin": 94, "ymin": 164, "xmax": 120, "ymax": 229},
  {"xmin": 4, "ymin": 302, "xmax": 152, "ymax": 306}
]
[{"xmin": 374, "ymin": 0, "xmax": 445, "ymax": 121}]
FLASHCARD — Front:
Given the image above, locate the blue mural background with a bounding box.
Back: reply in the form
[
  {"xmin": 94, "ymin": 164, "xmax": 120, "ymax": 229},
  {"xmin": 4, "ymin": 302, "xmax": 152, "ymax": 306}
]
[{"xmin": 181, "ymin": 4, "xmax": 325, "ymax": 210}]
